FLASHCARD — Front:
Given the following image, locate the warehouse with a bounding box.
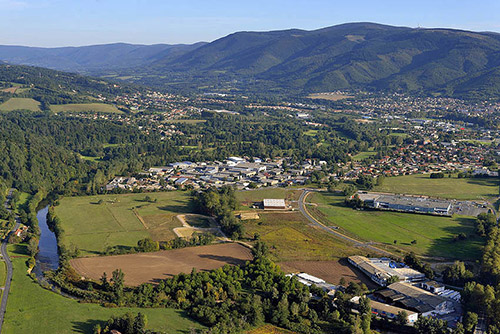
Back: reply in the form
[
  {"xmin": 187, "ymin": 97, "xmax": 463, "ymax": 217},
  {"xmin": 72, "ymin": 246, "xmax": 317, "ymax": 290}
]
[
  {"xmin": 263, "ymin": 198, "xmax": 287, "ymax": 210},
  {"xmin": 357, "ymin": 192, "xmax": 452, "ymax": 216}
]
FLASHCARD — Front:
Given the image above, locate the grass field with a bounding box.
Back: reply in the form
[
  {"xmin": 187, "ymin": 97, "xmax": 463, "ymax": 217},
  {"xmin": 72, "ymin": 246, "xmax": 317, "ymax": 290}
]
[
  {"xmin": 14, "ymin": 192, "xmax": 30, "ymax": 214},
  {"xmin": 375, "ymin": 174, "xmax": 499, "ymax": 200},
  {"xmin": 352, "ymin": 150, "xmax": 377, "ymax": 161},
  {"xmin": 70, "ymin": 243, "xmax": 253, "ymax": 286},
  {"xmin": 0, "ymin": 261, "xmax": 6, "ymax": 286},
  {"xmin": 164, "ymin": 119, "xmax": 206, "ymax": 124},
  {"xmin": 0, "ymin": 98, "xmax": 40, "ymax": 112},
  {"xmin": 309, "ymin": 192, "xmax": 483, "ymax": 260},
  {"xmin": 237, "ymin": 188, "xmax": 301, "ymax": 207},
  {"xmin": 55, "ymin": 192, "xmax": 193, "ymax": 256},
  {"xmin": 244, "ymin": 212, "xmax": 358, "ymax": 262},
  {"xmin": 3, "ymin": 244, "xmax": 203, "ymax": 334},
  {"xmin": 51, "ymin": 103, "xmax": 122, "ymax": 113}
]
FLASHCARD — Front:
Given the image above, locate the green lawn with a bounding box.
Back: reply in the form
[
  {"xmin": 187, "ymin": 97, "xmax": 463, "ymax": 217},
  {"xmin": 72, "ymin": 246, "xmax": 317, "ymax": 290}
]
[
  {"xmin": 55, "ymin": 191, "xmax": 193, "ymax": 256},
  {"xmin": 0, "ymin": 98, "xmax": 41, "ymax": 112},
  {"xmin": 309, "ymin": 192, "xmax": 483, "ymax": 260},
  {"xmin": 375, "ymin": 174, "xmax": 499, "ymax": 200},
  {"xmin": 14, "ymin": 192, "xmax": 30, "ymax": 214},
  {"xmin": 3, "ymin": 244, "xmax": 203, "ymax": 334},
  {"xmin": 51, "ymin": 103, "xmax": 122, "ymax": 114}
]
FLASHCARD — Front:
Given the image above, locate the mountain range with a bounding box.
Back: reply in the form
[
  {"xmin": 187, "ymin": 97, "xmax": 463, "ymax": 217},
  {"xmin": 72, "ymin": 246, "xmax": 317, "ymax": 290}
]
[{"xmin": 2, "ymin": 22, "xmax": 500, "ymax": 98}]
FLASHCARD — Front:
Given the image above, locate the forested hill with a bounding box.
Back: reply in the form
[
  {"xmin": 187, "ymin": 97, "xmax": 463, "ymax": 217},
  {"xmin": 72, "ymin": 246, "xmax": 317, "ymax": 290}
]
[
  {"xmin": 150, "ymin": 22, "xmax": 500, "ymax": 98},
  {"xmin": 0, "ymin": 64, "xmax": 140, "ymax": 105},
  {"xmin": 0, "ymin": 42, "xmax": 206, "ymax": 73}
]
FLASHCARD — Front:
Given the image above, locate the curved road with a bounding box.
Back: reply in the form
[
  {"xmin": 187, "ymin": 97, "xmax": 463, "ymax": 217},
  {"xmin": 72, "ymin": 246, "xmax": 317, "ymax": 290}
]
[
  {"xmin": 298, "ymin": 189, "xmax": 394, "ymax": 257},
  {"xmin": 0, "ymin": 189, "xmax": 20, "ymax": 333}
]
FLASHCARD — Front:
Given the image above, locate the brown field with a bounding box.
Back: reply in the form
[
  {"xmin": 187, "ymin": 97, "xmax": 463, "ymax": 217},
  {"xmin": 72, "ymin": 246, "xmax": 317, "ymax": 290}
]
[
  {"xmin": 279, "ymin": 258, "xmax": 377, "ymax": 289},
  {"xmin": 70, "ymin": 243, "xmax": 253, "ymax": 286},
  {"xmin": 307, "ymin": 93, "xmax": 354, "ymax": 101}
]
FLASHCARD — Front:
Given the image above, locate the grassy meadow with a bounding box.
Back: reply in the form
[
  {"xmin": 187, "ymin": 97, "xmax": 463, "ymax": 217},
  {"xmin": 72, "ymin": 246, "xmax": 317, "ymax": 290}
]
[
  {"xmin": 309, "ymin": 192, "xmax": 483, "ymax": 260},
  {"xmin": 3, "ymin": 244, "xmax": 203, "ymax": 334},
  {"xmin": 375, "ymin": 174, "xmax": 499, "ymax": 200},
  {"xmin": 55, "ymin": 191, "xmax": 193, "ymax": 256},
  {"xmin": 0, "ymin": 98, "xmax": 41, "ymax": 112},
  {"xmin": 51, "ymin": 103, "xmax": 122, "ymax": 113}
]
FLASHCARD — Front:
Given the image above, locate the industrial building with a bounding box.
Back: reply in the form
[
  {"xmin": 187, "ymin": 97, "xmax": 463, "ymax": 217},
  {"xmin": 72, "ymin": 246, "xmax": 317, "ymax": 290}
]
[
  {"xmin": 348, "ymin": 256, "xmax": 425, "ymax": 286},
  {"xmin": 357, "ymin": 192, "xmax": 452, "ymax": 216},
  {"xmin": 374, "ymin": 282, "xmax": 454, "ymax": 317},
  {"xmin": 351, "ymin": 296, "xmax": 418, "ymax": 323}
]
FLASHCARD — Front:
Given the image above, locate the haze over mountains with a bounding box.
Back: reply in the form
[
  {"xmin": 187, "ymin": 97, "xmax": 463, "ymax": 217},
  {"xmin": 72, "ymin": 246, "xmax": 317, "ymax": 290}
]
[{"xmin": 2, "ymin": 22, "xmax": 500, "ymax": 98}]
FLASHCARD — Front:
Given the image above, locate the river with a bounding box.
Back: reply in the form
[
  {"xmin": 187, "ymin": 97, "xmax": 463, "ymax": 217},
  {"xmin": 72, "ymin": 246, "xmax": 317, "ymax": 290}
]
[{"xmin": 34, "ymin": 205, "xmax": 59, "ymax": 275}]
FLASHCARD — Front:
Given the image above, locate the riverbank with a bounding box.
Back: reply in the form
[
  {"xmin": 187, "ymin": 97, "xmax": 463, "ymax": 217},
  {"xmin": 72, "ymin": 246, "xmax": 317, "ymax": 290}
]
[{"xmin": 3, "ymin": 244, "xmax": 204, "ymax": 333}]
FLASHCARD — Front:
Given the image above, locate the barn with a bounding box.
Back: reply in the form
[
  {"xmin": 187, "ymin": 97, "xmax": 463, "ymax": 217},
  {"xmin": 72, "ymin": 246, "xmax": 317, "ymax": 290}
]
[{"xmin": 263, "ymin": 198, "xmax": 287, "ymax": 210}]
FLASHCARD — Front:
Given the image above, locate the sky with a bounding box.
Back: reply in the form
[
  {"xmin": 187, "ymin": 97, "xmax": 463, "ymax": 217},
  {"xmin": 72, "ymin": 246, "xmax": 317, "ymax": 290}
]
[{"xmin": 1, "ymin": 0, "xmax": 500, "ymax": 47}]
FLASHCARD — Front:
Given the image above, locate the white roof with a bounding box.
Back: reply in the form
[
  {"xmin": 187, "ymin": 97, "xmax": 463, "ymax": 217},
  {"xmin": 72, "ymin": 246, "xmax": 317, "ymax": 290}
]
[
  {"xmin": 263, "ymin": 199, "xmax": 286, "ymax": 207},
  {"xmin": 296, "ymin": 273, "xmax": 325, "ymax": 284}
]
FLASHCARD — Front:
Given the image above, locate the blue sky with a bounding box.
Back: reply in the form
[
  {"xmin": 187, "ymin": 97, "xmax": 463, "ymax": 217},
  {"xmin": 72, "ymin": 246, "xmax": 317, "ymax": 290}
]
[{"xmin": 1, "ymin": 0, "xmax": 499, "ymax": 47}]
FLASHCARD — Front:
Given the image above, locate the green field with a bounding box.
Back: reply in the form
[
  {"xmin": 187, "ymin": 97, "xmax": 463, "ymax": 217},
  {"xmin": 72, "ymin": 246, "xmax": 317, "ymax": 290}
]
[
  {"xmin": 237, "ymin": 188, "xmax": 301, "ymax": 207},
  {"xmin": 352, "ymin": 151, "xmax": 377, "ymax": 161},
  {"xmin": 309, "ymin": 192, "xmax": 483, "ymax": 260},
  {"xmin": 14, "ymin": 192, "xmax": 30, "ymax": 214},
  {"xmin": 55, "ymin": 192, "xmax": 193, "ymax": 256},
  {"xmin": 0, "ymin": 98, "xmax": 41, "ymax": 112},
  {"xmin": 51, "ymin": 103, "xmax": 122, "ymax": 113},
  {"xmin": 3, "ymin": 244, "xmax": 203, "ymax": 334},
  {"xmin": 0, "ymin": 261, "xmax": 6, "ymax": 287},
  {"xmin": 244, "ymin": 211, "xmax": 357, "ymax": 262},
  {"xmin": 375, "ymin": 174, "xmax": 499, "ymax": 200}
]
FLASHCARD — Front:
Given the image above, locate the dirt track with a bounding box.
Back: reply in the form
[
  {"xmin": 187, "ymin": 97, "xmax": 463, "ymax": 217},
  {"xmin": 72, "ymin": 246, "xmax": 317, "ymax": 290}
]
[{"xmin": 70, "ymin": 243, "xmax": 253, "ymax": 286}]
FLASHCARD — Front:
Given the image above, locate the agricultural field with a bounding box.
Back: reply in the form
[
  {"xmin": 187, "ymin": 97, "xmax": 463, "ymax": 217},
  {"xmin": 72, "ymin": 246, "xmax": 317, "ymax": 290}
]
[
  {"xmin": 237, "ymin": 188, "xmax": 301, "ymax": 208},
  {"xmin": 4, "ymin": 244, "xmax": 203, "ymax": 334},
  {"xmin": 70, "ymin": 243, "xmax": 253, "ymax": 286},
  {"xmin": 309, "ymin": 192, "xmax": 483, "ymax": 260},
  {"xmin": 54, "ymin": 192, "xmax": 194, "ymax": 256},
  {"xmin": 244, "ymin": 211, "xmax": 358, "ymax": 262},
  {"xmin": 375, "ymin": 174, "xmax": 499, "ymax": 200},
  {"xmin": 0, "ymin": 98, "xmax": 41, "ymax": 112},
  {"xmin": 51, "ymin": 103, "xmax": 122, "ymax": 113},
  {"xmin": 307, "ymin": 93, "xmax": 353, "ymax": 101}
]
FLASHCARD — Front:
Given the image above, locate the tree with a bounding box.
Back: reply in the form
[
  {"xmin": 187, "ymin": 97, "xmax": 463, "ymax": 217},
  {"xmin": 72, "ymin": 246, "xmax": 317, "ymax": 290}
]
[
  {"xmin": 414, "ymin": 316, "xmax": 448, "ymax": 334},
  {"xmin": 111, "ymin": 269, "xmax": 125, "ymax": 304},
  {"xmin": 100, "ymin": 272, "xmax": 109, "ymax": 290},
  {"xmin": 252, "ymin": 241, "xmax": 269, "ymax": 259},
  {"xmin": 396, "ymin": 311, "xmax": 408, "ymax": 325},
  {"xmin": 463, "ymin": 312, "xmax": 478, "ymax": 334},
  {"xmin": 133, "ymin": 312, "xmax": 147, "ymax": 333},
  {"xmin": 137, "ymin": 238, "xmax": 159, "ymax": 252}
]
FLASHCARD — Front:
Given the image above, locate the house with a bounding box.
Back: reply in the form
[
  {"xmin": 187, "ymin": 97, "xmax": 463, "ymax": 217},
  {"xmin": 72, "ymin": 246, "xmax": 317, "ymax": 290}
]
[
  {"xmin": 263, "ymin": 199, "xmax": 287, "ymax": 210},
  {"xmin": 420, "ymin": 281, "xmax": 445, "ymax": 294}
]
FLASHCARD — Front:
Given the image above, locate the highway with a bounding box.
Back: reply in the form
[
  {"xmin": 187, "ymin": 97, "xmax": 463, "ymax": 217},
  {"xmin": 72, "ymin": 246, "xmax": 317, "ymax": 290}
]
[
  {"xmin": 0, "ymin": 189, "xmax": 20, "ymax": 334},
  {"xmin": 298, "ymin": 189, "xmax": 394, "ymax": 257}
]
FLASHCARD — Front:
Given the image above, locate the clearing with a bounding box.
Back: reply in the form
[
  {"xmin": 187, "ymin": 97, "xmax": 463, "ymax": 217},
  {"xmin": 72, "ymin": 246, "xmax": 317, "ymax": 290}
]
[
  {"xmin": 0, "ymin": 98, "xmax": 41, "ymax": 112},
  {"xmin": 375, "ymin": 174, "xmax": 498, "ymax": 201},
  {"xmin": 51, "ymin": 103, "xmax": 122, "ymax": 113},
  {"xmin": 70, "ymin": 243, "xmax": 253, "ymax": 286},
  {"xmin": 309, "ymin": 192, "xmax": 483, "ymax": 260},
  {"xmin": 4, "ymin": 244, "xmax": 203, "ymax": 334},
  {"xmin": 55, "ymin": 192, "xmax": 194, "ymax": 256}
]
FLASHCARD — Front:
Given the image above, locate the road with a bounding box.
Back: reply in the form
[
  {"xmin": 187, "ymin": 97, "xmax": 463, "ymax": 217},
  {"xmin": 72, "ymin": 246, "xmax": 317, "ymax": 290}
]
[
  {"xmin": 0, "ymin": 189, "xmax": 20, "ymax": 334},
  {"xmin": 298, "ymin": 189, "xmax": 394, "ymax": 257}
]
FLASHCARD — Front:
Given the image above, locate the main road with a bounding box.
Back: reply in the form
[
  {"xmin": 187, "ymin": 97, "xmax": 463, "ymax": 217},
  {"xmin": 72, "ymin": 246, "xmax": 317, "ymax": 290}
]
[
  {"xmin": 298, "ymin": 189, "xmax": 394, "ymax": 257},
  {"xmin": 0, "ymin": 189, "xmax": 21, "ymax": 334}
]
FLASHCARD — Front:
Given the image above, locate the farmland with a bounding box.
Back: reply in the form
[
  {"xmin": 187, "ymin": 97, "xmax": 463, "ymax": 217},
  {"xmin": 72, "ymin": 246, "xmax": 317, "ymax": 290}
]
[
  {"xmin": 54, "ymin": 192, "xmax": 193, "ymax": 256},
  {"xmin": 375, "ymin": 174, "xmax": 499, "ymax": 200},
  {"xmin": 0, "ymin": 98, "xmax": 41, "ymax": 112},
  {"xmin": 237, "ymin": 188, "xmax": 301, "ymax": 207},
  {"xmin": 50, "ymin": 103, "xmax": 122, "ymax": 113},
  {"xmin": 70, "ymin": 243, "xmax": 253, "ymax": 286},
  {"xmin": 3, "ymin": 244, "xmax": 203, "ymax": 334},
  {"xmin": 309, "ymin": 192, "xmax": 483, "ymax": 260},
  {"xmin": 244, "ymin": 211, "xmax": 358, "ymax": 262}
]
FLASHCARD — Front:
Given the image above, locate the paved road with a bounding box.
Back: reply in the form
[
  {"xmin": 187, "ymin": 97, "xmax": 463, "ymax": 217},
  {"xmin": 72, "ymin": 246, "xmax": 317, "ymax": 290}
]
[
  {"xmin": 298, "ymin": 189, "xmax": 394, "ymax": 257},
  {"xmin": 0, "ymin": 189, "xmax": 20, "ymax": 334}
]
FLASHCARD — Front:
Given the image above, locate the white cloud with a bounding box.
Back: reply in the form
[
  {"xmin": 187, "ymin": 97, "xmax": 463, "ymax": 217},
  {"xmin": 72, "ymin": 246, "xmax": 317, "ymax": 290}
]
[{"xmin": 0, "ymin": 0, "xmax": 28, "ymax": 9}]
